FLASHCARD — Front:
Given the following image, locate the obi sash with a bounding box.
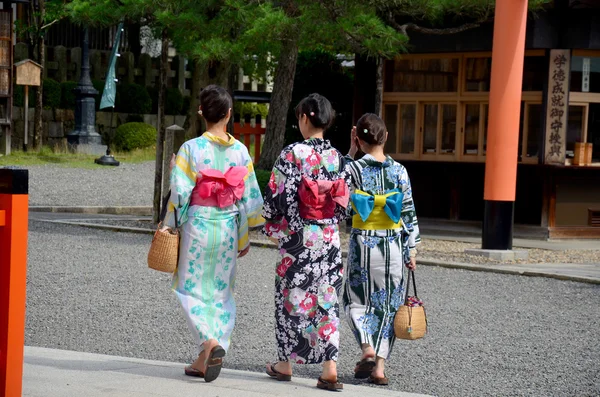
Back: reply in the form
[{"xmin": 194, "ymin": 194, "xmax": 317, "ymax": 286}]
[
  {"xmin": 298, "ymin": 176, "xmax": 349, "ymax": 220},
  {"xmin": 190, "ymin": 166, "xmax": 248, "ymax": 208},
  {"xmin": 351, "ymin": 189, "xmax": 403, "ymax": 230}
]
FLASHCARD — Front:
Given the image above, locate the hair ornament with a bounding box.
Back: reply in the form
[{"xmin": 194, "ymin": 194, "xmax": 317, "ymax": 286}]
[
  {"xmin": 198, "ymin": 110, "xmax": 203, "ymax": 116},
  {"xmin": 310, "ymin": 112, "xmax": 315, "ymax": 116},
  {"xmin": 363, "ymin": 128, "xmax": 368, "ymax": 134}
]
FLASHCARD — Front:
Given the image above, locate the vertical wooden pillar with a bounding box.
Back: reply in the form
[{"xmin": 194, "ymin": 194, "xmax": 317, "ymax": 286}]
[
  {"xmin": 482, "ymin": 0, "xmax": 528, "ymax": 250},
  {"xmin": 0, "ymin": 169, "xmax": 29, "ymax": 397}
]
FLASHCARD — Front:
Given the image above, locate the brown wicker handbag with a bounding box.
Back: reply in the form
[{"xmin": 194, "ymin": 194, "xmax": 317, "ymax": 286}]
[
  {"xmin": 147, "ymin": 196, "xmax": 180, "ymax": 273},
  {"xmin": 394, "ymin": 270, "xmax": 427, "ymax": 340}
]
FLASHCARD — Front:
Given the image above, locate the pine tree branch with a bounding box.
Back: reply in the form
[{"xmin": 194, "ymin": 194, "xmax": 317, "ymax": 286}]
[
  {"xmin": 41, "ymin": 18, "xmax": 60, "ymax": 30},
  {"xmin": 399, "ymin": 21, "xmax": 485, "ymax": 36}
]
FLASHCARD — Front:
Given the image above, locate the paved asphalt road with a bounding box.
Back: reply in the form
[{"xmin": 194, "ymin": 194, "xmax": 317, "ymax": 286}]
[{"xmin": 26, "ymin": 221, "xmax": 600, "ymax": 397}]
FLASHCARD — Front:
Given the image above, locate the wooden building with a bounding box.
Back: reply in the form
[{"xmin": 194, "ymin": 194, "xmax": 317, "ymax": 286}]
[{"xmin": 374, "ymin": 0, "xmax": 600, "ymax": 239}]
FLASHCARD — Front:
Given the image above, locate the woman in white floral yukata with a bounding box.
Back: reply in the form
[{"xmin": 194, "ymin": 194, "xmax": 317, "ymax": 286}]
[
  {"xmin": 343, "ymin": 113, "xmax": 420, "ymax": 386},
  {"xmin": 262, "ymin": 93, "xmax": 350, "ymax": 391},
  {"xmin": 163, "ymin": 85, "xmax": 264, "ymax": 383}
]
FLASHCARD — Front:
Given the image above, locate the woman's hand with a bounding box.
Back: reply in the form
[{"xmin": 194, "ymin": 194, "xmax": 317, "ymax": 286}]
[
  {"xmin": 238, "ymin": 246, "xmax": 250, "ymax": 258},
  {"xmin": 348, "ymin": 126, "xmax": 359, "ymax": 159},
  {"xmin": 406, "ymin": 257, "xmax": 417, "ymax": 271},
  {"xmin": 269, "ymin": 237, "xmax": 279, "ymax": 245},
  {"xmin": 169, "ymin": 153, "xmax": 176, "ymax": 172}
]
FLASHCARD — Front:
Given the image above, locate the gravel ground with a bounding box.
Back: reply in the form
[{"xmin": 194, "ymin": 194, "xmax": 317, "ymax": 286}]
[
  {"xmin": 26, "ymin": 221, "xmax": 600, "ymax": 397},
  {"xmin": 83, "ymin": 219, "xmax": 600, "ymax": 265},
  {"xmin": 26, "ymin": 161, "xmax": 155, "ymax": 206}
]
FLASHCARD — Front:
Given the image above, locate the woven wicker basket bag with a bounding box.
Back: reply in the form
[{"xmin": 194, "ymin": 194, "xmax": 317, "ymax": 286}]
[
  {"xmin": 147, "ymin": 197, "xmax": 180, "ymax": 273},
  {"xmin": 394, "ymin": 270, "xmax": 427, "ymax": 340}
]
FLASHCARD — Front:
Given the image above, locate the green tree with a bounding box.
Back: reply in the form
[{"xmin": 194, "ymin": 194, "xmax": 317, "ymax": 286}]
[{"xmin": 16, "ymin": 0, "xmax": 68, "ymax": 149}]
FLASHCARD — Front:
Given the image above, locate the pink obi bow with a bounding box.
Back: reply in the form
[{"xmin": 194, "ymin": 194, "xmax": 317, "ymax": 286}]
[
  {"xmin": 190, "ymin": 166, "xmax": 248, "ymax": 208},
  {"xmin": 298, "ymin": 176, "xmax": 349, "ymax": 220}
]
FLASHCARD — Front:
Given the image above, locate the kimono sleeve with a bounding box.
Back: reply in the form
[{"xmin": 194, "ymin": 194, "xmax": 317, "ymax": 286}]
[
  {"xmin": 334, "ymin": 154, "xmax": 352, "ymax": 222},
  {"xmin": 237, "ymin": 148, "xmax": 265, "ymax": 251},
  {"xmin": 262, "ymin": 150, "xmax": 300, "ymax": 238},
  {"xmin": 163, "ymin": 142, "xmax": 197, "ymax": 228},
  {"xmin": 399, "ymin": 166, "xmax": 421, "ymax": 250}
]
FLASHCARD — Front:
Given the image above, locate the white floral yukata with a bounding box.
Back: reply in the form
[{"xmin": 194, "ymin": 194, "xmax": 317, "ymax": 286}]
[
  {"xmin": 263, "ymin": 138, "xmax": 350, "ymax": 364},
  {"xmin": 343, "ymin": 154, "xmax": 420, "ymax": 359},
  {"xmin": 164, "ymin": 132, "xmax": 264, "ymax": 354}
]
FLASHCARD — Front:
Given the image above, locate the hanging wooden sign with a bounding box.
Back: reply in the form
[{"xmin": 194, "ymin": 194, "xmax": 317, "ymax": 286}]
[{"xmin": 544, "ymin": 50, "xmax": 571, "ymax": 165}]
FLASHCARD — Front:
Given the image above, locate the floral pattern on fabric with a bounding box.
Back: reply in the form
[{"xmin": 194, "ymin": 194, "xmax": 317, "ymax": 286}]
[
  {"xmin": 263, "ymin": 138, "xmax": 349, "ymax": 364},
  {"xmin": 166, "ymin": 132, "xmax": 264, "ymax": 354},
  {"xmin": 343, "ymin": 154, "xmax": 420, "ymax": 359}
]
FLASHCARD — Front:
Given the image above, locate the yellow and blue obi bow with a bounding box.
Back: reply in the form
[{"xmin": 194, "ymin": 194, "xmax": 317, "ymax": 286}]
[{"xmin": 351, "ymin": 189, "xmax": 404, "ymax": 224}]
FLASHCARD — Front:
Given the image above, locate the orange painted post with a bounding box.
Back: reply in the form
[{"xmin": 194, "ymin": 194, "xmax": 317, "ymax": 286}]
[
  {"xmin": 0, "ymin": 169, "xmax": 29, "ymax": 397},
  {"xmin": 482, "ymin": 0, "xmax": 528, "ymax": 250}
]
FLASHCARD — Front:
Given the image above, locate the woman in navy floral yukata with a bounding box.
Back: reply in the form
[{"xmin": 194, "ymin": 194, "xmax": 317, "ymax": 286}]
[{"xmin": 262, "ymin": 93, "xmax": 350, "ymax": 391}]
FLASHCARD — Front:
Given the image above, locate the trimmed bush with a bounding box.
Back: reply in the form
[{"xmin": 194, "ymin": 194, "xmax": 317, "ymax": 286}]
[
  {"xmin": 147, "ymin": 86, "xmax": 159, "ymax": 113},
  {"xmin": 42, "ymin": 78, "xmax": 61, "ymax": 109},
  {"xmin": 113, "ymin": 122, "xmax": 156, "ymax": 151},
  {"xmin": 60, "ymin": 81, "xmax": 79, "ymax": 110},
  {"xmin": 255, "ymin": 169, "xmax": 272, "ymax": 196},
  {"xmin": 166, "ymin": 87, "xmax": 184, "ymax": 115},
  {"xmin": 13, "ymin": 85, "xmax": 36, "ymax": 108},
  {"xmin": 115, "ymin": 83, "xmax": 152, "ymax": 114}
]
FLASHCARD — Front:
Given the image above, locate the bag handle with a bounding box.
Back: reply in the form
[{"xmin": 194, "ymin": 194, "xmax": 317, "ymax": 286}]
[
  {"xmin": 159, "ymin": 190, "xmax": 180, "ymax": 229},
  {"xmin": 404, "ymin": 270, "xmax": 418, "ymax": 301}
]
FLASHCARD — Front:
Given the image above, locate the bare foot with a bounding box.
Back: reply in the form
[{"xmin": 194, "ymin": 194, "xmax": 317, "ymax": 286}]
[
  {"xmin": 321, "ymin": 360, "xmax": 338, "ymax": 382},
  {"xmin": 191, "ymin": 339, "xmax": 219, "ymax": 373},
  {"xmin": 361, "ymin": 344, "xmax": 376, "ymax": 361},
  {"xmin": 371, "ymin": 357, "xmax": 386, "ymax": 379},
  {"xmin": 268, "ymin": 361, "xmax": 292, "ymax": 376}
]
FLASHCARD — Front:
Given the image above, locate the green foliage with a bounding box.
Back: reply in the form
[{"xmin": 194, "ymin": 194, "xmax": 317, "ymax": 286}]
[
  {"xmin": 166, "ymin": 87, "xmax": 184, "ymax": 115},
  {"xmin": 116, "ymin": 83, "xmax": 152, "ymax": 114},
  {"xmin": 234, "ymin": 102, "xmax": 269, "ymax": 120},
  {"xmin": 254, "ymin": 169, "xmax": 271, "ymax": 196},
  {"xmin": 13, "ymin": 85, "xmax": 36, "ymax": 108},
  {"xmin": 60, "ymin": 81, "xmax": 79, "ymax": 110},
  {"xmin": 147, "ymin": 86, "xmax": 159, "ymax": 114},
  {"xmin": 92, "ymin": 79, "xmax": 105, "ymax": 110},
  {"xmin": 43, "ymin": 78, "xmax": 61, "ymax": 109},
  {"xmin": 113, "ymin": 122, "xmax": 156, "ymax": 151}
]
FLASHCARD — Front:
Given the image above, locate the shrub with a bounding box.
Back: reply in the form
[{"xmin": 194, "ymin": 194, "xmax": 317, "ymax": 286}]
[
  {"xmin": 115, "ymin": 83, "xmax": 151, "ymax": 114},
  {"xmin": 42, "ymin": 78, "xmax": 61, "ymax": 109},
  {"xmin": 113, "ymin": 122, "xmax": 156, "ymax": 151},
  {"xmin": 13, "ymin": 85, "xmax": 36, "ymax": 108},
  {"xmin": 92, "ymin": 79, "xmax": 105, "ymax": 110},
  {"xmin": 147, "ymin": 86, "xmax": 159, "ymax": 113},
  {"xmin": 166, "ymin": 87, "xmax": 184, "ymax": 115},
  {"xmin": 254, "ymin": 169, "xmax": 272, "ymax": 196},
  {"xmin": 60, "ymin": 81, "xmax": 79, "ymax": 110}
]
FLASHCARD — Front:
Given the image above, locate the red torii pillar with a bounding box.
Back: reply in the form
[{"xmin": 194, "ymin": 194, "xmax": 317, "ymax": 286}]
[
  {"xmin": 483, "ymin": 0, "xmax": 528, "ymax": 249},
  {"xmin": 0, "ymin": 169, "xmax": 29, "ymax": 397}
]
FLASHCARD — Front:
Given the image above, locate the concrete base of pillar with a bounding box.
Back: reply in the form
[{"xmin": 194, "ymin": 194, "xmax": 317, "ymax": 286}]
[
  {"xmin": 68, "ymin": 143, "xmax": 107, "ymax": 155},
  {"xmin": 465, "ymin": 249, "xmax": 529, "ymax": 261}
]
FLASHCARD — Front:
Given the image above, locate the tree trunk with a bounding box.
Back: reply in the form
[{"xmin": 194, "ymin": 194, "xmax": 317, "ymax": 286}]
[
  {"xmin": 256, "ymin": 37, "xmax": 299, "ymax": 170},
  {"xmin": 183, "ymin": 59, "xmax": 202, "ymax": 139},
  {"xmin": 33, "ymin": 0, "xmax": 45, "ymax": 150},
  {"xmin": 153, "ymin": 29, "xmax": 169, "ymax": 223},
  {"xmin": 374, "ymin": 57, "xmax": 383, "ymax": 117},
  {"xmin": 352, "ymin": 54, "xmax": 377, "ymax": 123}
]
